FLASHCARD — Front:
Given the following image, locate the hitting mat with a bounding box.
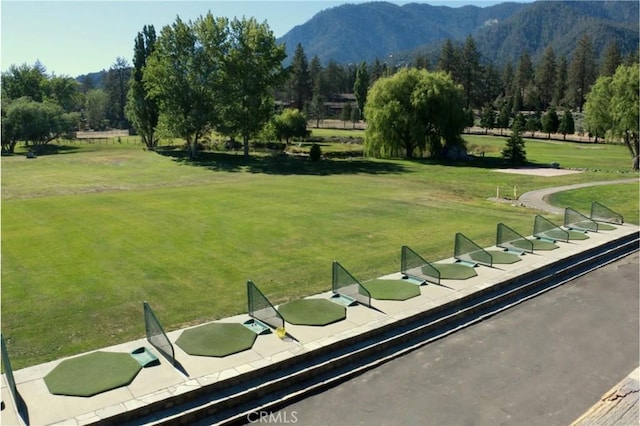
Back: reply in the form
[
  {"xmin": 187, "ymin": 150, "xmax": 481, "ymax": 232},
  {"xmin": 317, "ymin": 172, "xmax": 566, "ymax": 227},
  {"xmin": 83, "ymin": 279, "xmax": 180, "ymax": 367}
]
[
  {"xmin": 480, "ymin": 250, "xmax": 522, "ymax": 264},
  {"xmin": 278, "ymin": 299, "xmax": 346, "ymax": 326},
  {"xmin": 360, "ymin": 279, "xmax": 421, "ymax": 301},
  {"xmin": 44, "ymin": 351, "xmax": 142, "ymax": 397},
  {"xmin": 432, "ymin": 263, "xmax": 477, "ymax": 280},
  {"xmin": 176, "ymin": 322, "xmax": 257, "ymax": 357},
  {"xmin": 513, "ymin": 238, "xmax": 558, "ymax": 251}
]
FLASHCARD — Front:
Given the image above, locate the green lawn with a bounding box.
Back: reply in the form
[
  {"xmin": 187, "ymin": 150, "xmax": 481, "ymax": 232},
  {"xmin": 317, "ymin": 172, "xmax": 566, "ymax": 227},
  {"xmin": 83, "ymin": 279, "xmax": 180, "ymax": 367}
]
[{"xmin": 2, "ymin": 135, "xmax": 638, "ymax": 369}]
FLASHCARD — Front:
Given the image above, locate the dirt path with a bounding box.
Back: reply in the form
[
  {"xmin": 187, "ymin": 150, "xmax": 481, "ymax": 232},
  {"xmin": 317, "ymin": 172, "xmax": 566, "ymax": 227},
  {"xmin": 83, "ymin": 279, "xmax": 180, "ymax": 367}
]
[{"xmin": 518, "ymin": 178, "xmax": 639, "ymax": 215}]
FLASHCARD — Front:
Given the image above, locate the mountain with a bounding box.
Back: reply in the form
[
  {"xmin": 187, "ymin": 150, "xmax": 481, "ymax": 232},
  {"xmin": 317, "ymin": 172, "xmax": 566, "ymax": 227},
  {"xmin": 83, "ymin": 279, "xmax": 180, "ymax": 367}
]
[{"xmin": 277, "ymin": 1, "xmax": 639, "ymax": 65}]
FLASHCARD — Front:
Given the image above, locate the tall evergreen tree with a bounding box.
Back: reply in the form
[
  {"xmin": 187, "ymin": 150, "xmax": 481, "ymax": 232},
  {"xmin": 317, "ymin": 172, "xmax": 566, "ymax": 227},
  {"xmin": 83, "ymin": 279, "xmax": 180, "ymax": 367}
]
[
  {"xmin": 600, "ymin": 41, "xmax": 622, "ymax": 77},
  {"xmin": 460, "ymin": 35, "xmax": 482, "ymax": 109},
  {"xmin": 553, "ymin": 56, "xmax": 568, "ymax": 107},
  {"xmin": 353, "ymin": 62, "xmax": 369, "ymax": 121},
  {"xmin": 105, "ymin": 57, "xmax": 131, "ymax": 128},
  {"xmin": 501, "ymin": 60, "xmax": 515, "ymax": 99},
  {"xmin": 437, "ymin": 39, "xmax": 459, "ymax": 80},
  {"xmin": 535, "ymin": 45, "xmax": 556, "ymax": 110},
  {"xmin": 126, "ymin": 25, "xmax": 159, "ymax": 149},
  {"xmin": 514, "ymin": 50, "xmax": 534, "ymax": 109},
  {"xmin": 502, "ymin": 119, "xmax": 526, "ymax": 165},
  {"xmin": 308, "ymin": 55, "xmax": 323, "ymax": 98},
  {"xmin": 288, "ymin": 43, "xmax": 312, "ymax": 111},
  {"xmin": 568, "ymin": 34, "xmax": 597, "ymax": 112}
]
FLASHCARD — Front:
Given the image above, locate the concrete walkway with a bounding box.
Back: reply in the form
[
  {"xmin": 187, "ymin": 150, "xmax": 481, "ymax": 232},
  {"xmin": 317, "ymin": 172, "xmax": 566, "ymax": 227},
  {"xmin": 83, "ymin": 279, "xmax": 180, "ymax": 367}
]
[{"xmin": 517, "ymin": 178, "xmax": 639, "ymax": 215}]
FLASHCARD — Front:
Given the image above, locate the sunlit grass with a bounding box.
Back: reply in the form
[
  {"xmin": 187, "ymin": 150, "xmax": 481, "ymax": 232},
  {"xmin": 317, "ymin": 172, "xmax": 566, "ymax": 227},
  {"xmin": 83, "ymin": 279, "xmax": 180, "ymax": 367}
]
[{"xmin": 1, "ymin": 135, "xmax": 637, "ymax": 369}]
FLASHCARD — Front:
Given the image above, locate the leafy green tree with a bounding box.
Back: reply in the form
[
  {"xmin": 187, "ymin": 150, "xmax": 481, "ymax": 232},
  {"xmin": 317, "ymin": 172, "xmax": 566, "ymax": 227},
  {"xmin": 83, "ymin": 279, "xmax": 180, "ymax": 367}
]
[
  {"xmin": 1, "ymin": 61, "xmax": 48, "ymax": 101},
  {"xmin": 217, "ymin": 17, "xmax": 286, "ymax": 157},
  {"xmin": 536, "ymin": 45, "xmax": 556, "ymax": 110},
  {"xmin": 541, "ymin": 108, "xmax": 559, "ymax": 138},
  {"xmin": 46, "ymin": 75, "xmax": 82, "ymax": 112},
  {"xmin": 126, "ymin": 24, "xmax": 160, "ymax": 149},
  {"xmin": 584, "ymin": 75, "xmax": 612, "ymax": 142},
  {"xmin": 353, "ymin": 62, "xmax": 369, "ymax": 120},
  {"xmin": 3, "ymin": 97, "xmax": 78, "ymax": 151},
  {"xmin": 479, "ymin": 105, "xmax": 496, "ymax": 134},
  {"xmin": 85, "ymin": 89, "xmax": 110, "ymax": 129},
  {"xmin": 144, "ymin": 14, "xmax": 225, "ymax": 159},
  {"xmin": 568, "ymin": 34, "xmax": 597, "ymax": 112},
  {"xmin": 558, "ymin": 109, "xmax": 575, "ymax": 140},
  {"xmin": 288, "ymin": 43, "xmax": 312, "ymax": 110},
  {"xmin": 502, "ymin": 120, "xmax": 526, "ymax": 165},
  {"xmin": 272, "ymin": 108, "xmax": 308, "ymax": 145},
  {"xmin": 364, "ymin": 68, "xmax": 465, "ymax": 159}
]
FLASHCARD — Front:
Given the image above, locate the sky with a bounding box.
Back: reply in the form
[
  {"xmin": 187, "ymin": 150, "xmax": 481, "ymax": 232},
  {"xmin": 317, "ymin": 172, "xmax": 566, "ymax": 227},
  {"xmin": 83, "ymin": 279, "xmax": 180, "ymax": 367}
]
[{"xmin": 1, "ymin": 0, "xmax": 530, "ymax": 77}]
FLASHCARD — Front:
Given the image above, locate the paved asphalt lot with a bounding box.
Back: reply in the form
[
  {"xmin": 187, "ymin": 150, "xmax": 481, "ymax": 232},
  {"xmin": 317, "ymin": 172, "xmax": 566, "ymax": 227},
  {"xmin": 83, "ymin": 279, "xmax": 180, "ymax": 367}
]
[{"xmin": 261, "ymin": 252, "xmax": 639, "ymax": 426}]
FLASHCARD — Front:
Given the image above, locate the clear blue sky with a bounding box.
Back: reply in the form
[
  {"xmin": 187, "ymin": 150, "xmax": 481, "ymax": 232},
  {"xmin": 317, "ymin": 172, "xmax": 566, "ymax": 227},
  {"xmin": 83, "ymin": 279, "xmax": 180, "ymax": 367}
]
[{"xmin": 1, "ymin": 0, "xmax": 529, "ymax": 77}]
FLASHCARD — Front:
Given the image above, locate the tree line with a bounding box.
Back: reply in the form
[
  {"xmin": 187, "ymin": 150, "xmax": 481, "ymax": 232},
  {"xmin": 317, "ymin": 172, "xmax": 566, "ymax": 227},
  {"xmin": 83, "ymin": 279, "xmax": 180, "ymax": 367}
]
[{"xmin": 1, "ymin": 15, "xmax": 638, "ymax": 165}]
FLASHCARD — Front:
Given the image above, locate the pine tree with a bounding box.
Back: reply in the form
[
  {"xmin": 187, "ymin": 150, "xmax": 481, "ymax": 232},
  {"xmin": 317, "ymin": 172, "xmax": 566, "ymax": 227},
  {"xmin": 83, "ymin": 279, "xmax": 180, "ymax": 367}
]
[
  {"xmin": 568, "ymin": 34, "xmax": 597, "ymax": 112},
  {"xmin": 536, "ymin": 46, "xmax": 556, "ymax": 110},
  {"xmin": 354, "ymin": 62, "xmax": 369, "ymax": 121},
  {"xmin": 553, "ymin": 56, "xmax": 568, "ymax": 107},
  {"xmin": 460, "ymin": 35, "xmax": 482, "ymax": 109},
  {"xmin": 600, "ymin": 41, "xmax": 622, "ymax": 77},
  {"xmin": 289, "ymin": 44, "xmax": 312, "ymax": 111},
  {"xmin": 502, "ymin": 120, "xmax": 527, "ymax": 165}
]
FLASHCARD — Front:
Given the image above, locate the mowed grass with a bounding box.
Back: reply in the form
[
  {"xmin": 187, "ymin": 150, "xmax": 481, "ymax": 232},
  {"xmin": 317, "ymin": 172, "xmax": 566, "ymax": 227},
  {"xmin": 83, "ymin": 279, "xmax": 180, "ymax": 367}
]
[{"xmin": 2, "ymin": 136, "xmax": 638, "ymax": 369}]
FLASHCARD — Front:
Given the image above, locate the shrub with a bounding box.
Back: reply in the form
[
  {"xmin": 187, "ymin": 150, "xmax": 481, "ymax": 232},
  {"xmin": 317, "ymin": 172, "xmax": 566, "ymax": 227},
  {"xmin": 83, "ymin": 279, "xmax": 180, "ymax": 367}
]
[{"xmin": 309, "ymin": 143, "xmax": 322, "ymax": 161}]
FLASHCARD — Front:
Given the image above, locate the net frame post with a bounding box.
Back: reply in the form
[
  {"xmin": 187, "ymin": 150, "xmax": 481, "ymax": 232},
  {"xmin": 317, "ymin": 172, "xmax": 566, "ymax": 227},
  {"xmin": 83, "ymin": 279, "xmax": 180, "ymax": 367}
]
[
  {"xmin": 496, "ymin": 223, "xmax": 532, "ymax": 254},
  {"xmin": 454, "ymin": 233, "xmax": 493, "ymax": 267},
  {"xmin": 143, "ymin": 301, "xmax": 176, "ymax": 366},
  {"xmin": 1, "ymin": 334, "xmax": 19, "ymax": 412},
  {"xmin": 564, "ymin": 207, "xmax": 598, "ymax": 232},
  {"xmin": 533, "ymin": 215, "xmax": 569, "ymax": 243},
  {"xmin": 590, "ymin": 201, "xmax": 624, "ymax": 224},
  {"xmin": 400, "ymin": 245, "xmax": 440, "ymax": 285},
  {"xmin": 332, "ymin": 261, "xmax": 371, "ymax": 307},
  {"xmin": 247, "ymin": 280, "xmax": 285, "ymax": 330}
]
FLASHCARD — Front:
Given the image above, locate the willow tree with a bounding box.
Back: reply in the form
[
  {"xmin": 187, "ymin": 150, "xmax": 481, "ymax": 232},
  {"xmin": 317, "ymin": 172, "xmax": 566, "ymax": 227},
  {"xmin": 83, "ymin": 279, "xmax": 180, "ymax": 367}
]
[
  {"xmin": 364, "ymin": 68, "xmax": 465, "ymax": 159},
  {"xmin": 585, "ymin": 63, "xmax": 639, "ymax": 169}
]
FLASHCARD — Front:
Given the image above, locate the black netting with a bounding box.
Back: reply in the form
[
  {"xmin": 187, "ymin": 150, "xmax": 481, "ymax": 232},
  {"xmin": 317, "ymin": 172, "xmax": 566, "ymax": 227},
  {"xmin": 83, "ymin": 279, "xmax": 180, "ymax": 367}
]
[
  {"xmin": 564, "ymin": 207, "xmax": 598, "ymax": 231},
  {"xmin": 454, "ymin": 233, "xmax": 492, "ymax": 266},
  {"xmin": 496, "ymin": 223, "xmax": 533, "ymax": 253},
  {"xmin": 143, "ymin": 301, "xmax": 175, "ymax": 366},
  {"xmin": 247, "ymin": 281, "xmax": 284, "ymax": 329},
  {"xmin": 332, "ymin": 261, "xmax": 371, "ymax": 307},
  {"xmin": 400, "ymin": 245, "xmax": 440, "ymax": 284},
  {"xmin": 590, "ymin": 201, "xmax": 623, "ymax": 224}
]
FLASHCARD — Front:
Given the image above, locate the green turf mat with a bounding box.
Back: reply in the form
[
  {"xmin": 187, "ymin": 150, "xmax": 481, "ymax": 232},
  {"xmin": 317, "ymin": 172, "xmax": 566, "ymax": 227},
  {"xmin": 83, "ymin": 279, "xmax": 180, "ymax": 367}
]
[
  {"xmin": 176, "ymin": 323, "xmax": 257, "ymax": 357},
  {"xmin": 432, "ymin": 263, "xmax": 477, "ymax": 280},
  {"xmin": 278, "ymin": 299, "xmax": 346, "ymax": 326},
  {"xmin": 44, "ymin": 351, "xmax": 141, "ymax": 397},
  {"xmin": 515, "ymin": 238, "xmax": 558, "ymax": 251},
  {"xmin": 595, "ymin": 223, "xmax": 616, "ymax": 231},
  {"xmin": 566, "ymin": 229, "xmax": 590, "ymax": 240},
  {"xmin": 484, "ymin": 250, "xmax": 522, "ymax": 264},
  {"xmin": 361, "ymin": 279, "xmax": 421, "ymax": 301}
]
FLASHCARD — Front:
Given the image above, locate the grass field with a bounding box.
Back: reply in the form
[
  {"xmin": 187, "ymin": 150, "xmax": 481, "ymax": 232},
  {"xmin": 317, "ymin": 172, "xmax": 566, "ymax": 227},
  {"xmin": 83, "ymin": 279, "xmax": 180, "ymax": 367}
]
[{"xmin": 2, "ymin": 134, "xmax": 638, "ymax": 369}]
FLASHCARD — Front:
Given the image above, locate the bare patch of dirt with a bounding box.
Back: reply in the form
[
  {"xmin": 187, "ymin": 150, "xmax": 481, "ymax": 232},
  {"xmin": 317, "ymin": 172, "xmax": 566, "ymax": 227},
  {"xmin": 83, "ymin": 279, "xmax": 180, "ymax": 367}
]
[{"xmin": 493, "ymin": 168, "xmax": 584, "ymax": 177}]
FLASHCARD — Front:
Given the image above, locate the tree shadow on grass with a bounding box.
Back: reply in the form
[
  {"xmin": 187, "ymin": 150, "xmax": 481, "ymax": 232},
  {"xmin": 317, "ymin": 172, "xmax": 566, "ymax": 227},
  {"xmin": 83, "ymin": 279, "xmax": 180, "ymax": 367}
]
[
  {"xmin": 415, "ymin": 156, "xmax": 554, "ymax": 171},
  {"xmin": 157, "ymin": 149, "xmax": 409, "ymax": 176}
]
